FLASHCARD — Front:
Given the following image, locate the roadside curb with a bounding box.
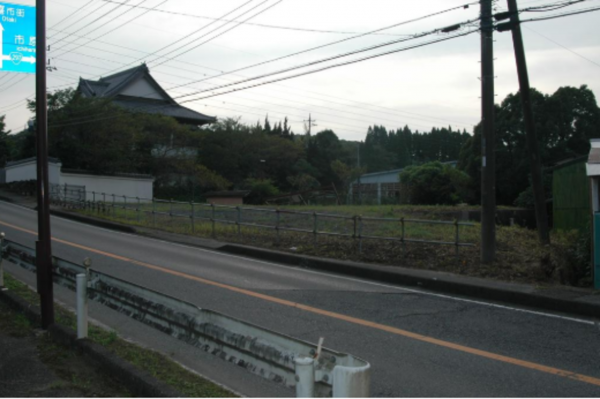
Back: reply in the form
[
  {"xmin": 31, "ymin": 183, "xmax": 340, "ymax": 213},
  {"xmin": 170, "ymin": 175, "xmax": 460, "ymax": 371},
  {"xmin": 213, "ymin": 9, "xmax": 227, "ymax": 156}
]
[
  {"xmin": 0, "ymin": 289, "xmax": 183, "ymax": 398},
  {"xmin": 49, "ymin": 209, "xmax": 137, "ymax": 233},
  {"xmin": 220, "ymin": 243, "xmax": 600, "ymax": 319}
]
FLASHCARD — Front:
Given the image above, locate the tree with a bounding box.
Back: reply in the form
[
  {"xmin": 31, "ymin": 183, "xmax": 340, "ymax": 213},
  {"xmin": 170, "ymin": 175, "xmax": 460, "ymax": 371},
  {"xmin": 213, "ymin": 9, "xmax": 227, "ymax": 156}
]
[
  {"xmin": 458, "ymin": 85, "xmax": 600, "ymax": 206},
  {"xmin": 331, "ymin": 159, "xmax": 365, "ymax": 195},
  {"xmin": 400, "ymin": 161, "xmax": 471, "ymax": 205},
  {"xmin": 0, "ymin": 115, "xmax": 10, "ymax": 167}
]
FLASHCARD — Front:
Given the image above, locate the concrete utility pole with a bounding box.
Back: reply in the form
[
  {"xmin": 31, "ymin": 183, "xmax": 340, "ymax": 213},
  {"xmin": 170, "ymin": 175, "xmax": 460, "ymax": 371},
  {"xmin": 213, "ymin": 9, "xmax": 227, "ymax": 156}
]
[
  {"xmin": 35, "ymin": 0, "xmax": 54, "ymax": 328},
  {"xmin": 480, "ymin": 0, "xmax": 496, "ymax": 263},
  {"xmin": 505, "ymin": 0, "xmax": 551, "ymax": 244}
]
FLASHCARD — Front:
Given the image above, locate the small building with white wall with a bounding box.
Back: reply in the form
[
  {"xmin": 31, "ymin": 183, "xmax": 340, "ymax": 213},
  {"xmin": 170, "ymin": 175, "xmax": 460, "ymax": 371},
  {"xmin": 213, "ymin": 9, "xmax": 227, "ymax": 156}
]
[{"xmin": 0, "ymin": 157, "xmax": 154, "ymax": 202}]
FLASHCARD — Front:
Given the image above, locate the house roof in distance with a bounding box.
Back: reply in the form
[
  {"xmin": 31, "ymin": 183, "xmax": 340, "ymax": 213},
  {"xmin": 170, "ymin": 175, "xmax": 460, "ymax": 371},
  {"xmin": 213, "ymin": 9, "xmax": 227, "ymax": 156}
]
[{"xmin": 77, "ymin": 64, "xmax": 216, "ymax": 126}]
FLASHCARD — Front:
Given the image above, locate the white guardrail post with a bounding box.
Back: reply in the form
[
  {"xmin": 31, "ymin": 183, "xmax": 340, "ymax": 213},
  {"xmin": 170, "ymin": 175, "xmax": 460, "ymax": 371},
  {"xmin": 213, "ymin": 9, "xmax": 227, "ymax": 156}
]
[
  {"xmin": 295, "ymin": 357, "xmax": 315, "ymax": 397},
  {"xmin": 332, "ymin": 364, "xmax": 371, "ymax": 397},
  {"xmin": 76, "ymin": 257, "xmax": 92, "ymax": 339}
]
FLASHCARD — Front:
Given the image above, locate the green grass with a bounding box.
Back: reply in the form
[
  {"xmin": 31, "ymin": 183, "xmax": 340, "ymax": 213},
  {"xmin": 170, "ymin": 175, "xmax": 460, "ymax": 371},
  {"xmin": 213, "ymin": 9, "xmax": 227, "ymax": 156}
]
[
  {"xmin": 73, "ymin": 200, "xmax": 595, "ymax": 288},
  {"xmin": 2, "ymin": 274, "xmax": 235, "ymax": 397}
]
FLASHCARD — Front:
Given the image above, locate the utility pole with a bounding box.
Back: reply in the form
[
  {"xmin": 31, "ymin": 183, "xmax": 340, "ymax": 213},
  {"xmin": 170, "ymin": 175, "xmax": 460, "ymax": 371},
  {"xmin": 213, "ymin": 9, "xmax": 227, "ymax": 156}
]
[
  {"xmin": 35, "ymin": 0, "xmax": 54, "ymax": 328},
  {"xmin": 504, "ymin": 0, "xmax": 550, "ymax": 244},
  {"xmin": 480, "ymin": 0, "xmax": 496, "ymax": 263},
  {"xmin": 305, "ymin": 113, "xmax": 317, "ymax": 136}
]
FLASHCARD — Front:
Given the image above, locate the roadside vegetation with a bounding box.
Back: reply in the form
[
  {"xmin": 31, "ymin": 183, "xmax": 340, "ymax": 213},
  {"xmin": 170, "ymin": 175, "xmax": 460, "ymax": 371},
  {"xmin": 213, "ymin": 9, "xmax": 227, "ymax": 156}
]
[
  {"xmin": 76, "ymin": 202, "xmax": 592, "ymax": 288},
  {"xmin": 2, "ymin": 274, "xmax": 236, "ymax": 397}
]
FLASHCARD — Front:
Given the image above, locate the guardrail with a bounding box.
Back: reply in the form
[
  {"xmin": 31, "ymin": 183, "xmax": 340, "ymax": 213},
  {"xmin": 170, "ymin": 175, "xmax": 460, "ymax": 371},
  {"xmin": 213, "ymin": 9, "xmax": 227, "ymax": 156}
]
[
  {"xmin": 51, "ymin": 188, "xmax": 476, "ymax": 254},
  {"xmin": 0, "ymin": 235, "xmax": 370, "ymax": 397}
]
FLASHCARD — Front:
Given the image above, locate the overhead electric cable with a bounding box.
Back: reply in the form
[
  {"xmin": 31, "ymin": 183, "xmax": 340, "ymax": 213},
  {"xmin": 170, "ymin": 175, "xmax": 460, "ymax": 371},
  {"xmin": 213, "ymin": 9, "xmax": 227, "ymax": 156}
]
[
  {"xmin": 164, "ymin": 0, "xmax": 480, "ymax": 89},
  {"xmin": 50, "ymin": 1, "xmax": 115, "ymax": 46},
  {"xmin": 53, "ymin": 0, "xmax": 169, "ymax": 59},
  {"xmin": 150, "ymin": 0, "xmax": 284, "ymax": 68},
  {"xmin": 104, "ymin": 0, "xmax": 257, "ymax": 73}
]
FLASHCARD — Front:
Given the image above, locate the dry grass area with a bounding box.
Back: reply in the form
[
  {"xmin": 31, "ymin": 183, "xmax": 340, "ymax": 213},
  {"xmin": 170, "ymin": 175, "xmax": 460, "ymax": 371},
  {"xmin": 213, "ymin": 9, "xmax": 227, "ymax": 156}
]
[{"xmin": 77, "ymin": 204, "xmax": 592, "ymax": 288}]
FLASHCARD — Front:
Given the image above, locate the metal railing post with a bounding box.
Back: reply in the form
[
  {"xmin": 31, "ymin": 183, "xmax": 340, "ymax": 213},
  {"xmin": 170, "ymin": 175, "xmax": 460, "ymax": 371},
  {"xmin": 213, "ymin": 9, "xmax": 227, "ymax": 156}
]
[
  {"xmin": 455, "ymin": 219, "xmax": 460, "ymax": 256},
  {"xmin": 294, "ymin": 357, "xmax": 315, "ymax": 397},
  {"xmin": 136, "ymin": 197, "xmax": 141, "ymax": 223},
  {"xmin": 191, "ymin": 201, "xmax": 195, "ymax": 234},
  {"xmin": 211, "ymin": 203, "xmax": 216, "ymax": 238},
  {"xmin": 353, "ymin": 215, "xmax": 358, "ymax": 251},
  {"xmin": 123, "ymin": 195, "xmax": 127, "ymax": 221},
  {"xmin": 313, "ymin": 212, "xmax": 318, "ymax": 247},
  {"xmin": 276, "ymin": 209, "xmax": 280, "ymax": 245},
  {"xmin": 401, "ymin": 217, "xmax": 406, "ymax": 254},
  {"xmin": 358, "ymin": 216, "xmax": 363, "ymax": 254},
  {"xmin": 236, "ymin": 206, "xmax": 241, "ymax": 235},
  {"xmin": 169, "ymin": 199, "xmax": 173, "ymax": 223},
  {"xmin": 152, "ymin": 198, "xmax": 156, "ymax": 228},
  {"xmin": 0, "ymin": 232, "xmax": 5, "ymax": 289},
  {"xmin": 112, "ymin": 194, "xmax": 115, "ymax": 216}
]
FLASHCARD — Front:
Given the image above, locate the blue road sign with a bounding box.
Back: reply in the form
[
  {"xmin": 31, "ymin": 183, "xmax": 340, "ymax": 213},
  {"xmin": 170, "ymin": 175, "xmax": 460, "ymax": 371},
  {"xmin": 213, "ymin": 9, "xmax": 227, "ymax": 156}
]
[{"xmin": 0, "ymin": 1, "xmax": 35, "ymax": 74}]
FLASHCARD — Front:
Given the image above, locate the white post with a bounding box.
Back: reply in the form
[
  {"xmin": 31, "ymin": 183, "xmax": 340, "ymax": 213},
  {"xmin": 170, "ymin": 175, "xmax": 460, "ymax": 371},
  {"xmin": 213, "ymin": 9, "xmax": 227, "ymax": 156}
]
[
  {"xmin": 295, "ymin": 357, "xmax": 315, "ymax": 398},
  {"xmin": 76, "ymin": 273, "xmax": 88, "ymax": 339},
  {"xmin": 0, "ymin": 232, "xmax": 5, "ymax": 289},
  {"xmin": 76, "ymin": 257, "xmax": 91, "ymax": 339},
  {"xmin": 332, "ymin": 364, "xmax": 371, "ymax": 397}
]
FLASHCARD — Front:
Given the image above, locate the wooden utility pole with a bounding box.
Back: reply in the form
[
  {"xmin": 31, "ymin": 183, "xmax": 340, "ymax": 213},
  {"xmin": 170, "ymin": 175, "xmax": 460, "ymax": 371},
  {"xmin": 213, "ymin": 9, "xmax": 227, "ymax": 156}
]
[
  {"xmin": 481, "ymin": 0, "xmax": 496, "ymax": 263},
  {"xmin": 506, "ymin": 0, "xmax": 550, "ymax": 244},
  {"xmin": 36, "ymin": 0, "xmax": 54, "ymax": 328}
]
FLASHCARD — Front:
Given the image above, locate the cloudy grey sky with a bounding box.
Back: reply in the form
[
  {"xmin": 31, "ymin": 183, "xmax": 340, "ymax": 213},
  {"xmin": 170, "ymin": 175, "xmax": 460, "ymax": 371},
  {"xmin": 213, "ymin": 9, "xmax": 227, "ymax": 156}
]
[{"xmin": 1, "ymin": 0, "xmax": 599, "ymax": 140}]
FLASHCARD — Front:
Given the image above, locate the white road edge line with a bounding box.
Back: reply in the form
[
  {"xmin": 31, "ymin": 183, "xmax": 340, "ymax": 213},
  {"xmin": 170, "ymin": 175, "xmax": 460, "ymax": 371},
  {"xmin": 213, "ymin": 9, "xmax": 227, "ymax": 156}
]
[{"xmin": 1, "ymin": 200, "xmax": 597, "ymax": 326}]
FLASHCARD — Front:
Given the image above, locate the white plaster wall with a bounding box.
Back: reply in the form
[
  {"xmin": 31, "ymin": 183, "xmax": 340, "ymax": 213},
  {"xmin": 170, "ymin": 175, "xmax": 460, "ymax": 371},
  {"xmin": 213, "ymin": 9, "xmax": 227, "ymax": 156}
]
[
  {"xmin": 60, "ymin": 173, "xmax": 154, "ymax": 202},
  {"xmin": 5, "ymin": 160, "xmax": 61, "ymax": 185}
]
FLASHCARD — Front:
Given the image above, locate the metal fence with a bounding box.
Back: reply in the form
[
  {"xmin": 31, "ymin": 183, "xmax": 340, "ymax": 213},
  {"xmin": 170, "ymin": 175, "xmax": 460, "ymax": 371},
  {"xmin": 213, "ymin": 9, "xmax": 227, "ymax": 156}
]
[
  {"xmin": 50, "ymin": 188, "xmax": 477, "ymax": 254},
  {"xmin": 50, "ymin": 183, "xmax": 86, "ymax": 203},
  {"xmin": 0, "ymin": 235, "xmax": 370, "ymax": 397}
]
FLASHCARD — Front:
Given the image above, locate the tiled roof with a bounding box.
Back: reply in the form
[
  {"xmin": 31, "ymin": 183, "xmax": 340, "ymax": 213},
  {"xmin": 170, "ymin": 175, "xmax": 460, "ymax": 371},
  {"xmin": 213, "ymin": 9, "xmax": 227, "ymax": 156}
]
[
  {"xmin": 77, "ymin": 64, "xmax": 215, "ymax": 125},
  {"xmin": 113, "ymin": 98, "xmax": 216, "ymax": 124}
]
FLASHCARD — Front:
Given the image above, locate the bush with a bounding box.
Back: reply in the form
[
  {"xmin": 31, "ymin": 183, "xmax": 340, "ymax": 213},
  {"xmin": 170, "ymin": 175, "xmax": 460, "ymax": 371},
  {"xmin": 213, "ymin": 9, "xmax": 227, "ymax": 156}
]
[
  {"xmin": 400, "ymin": 162, "xmax": 470, "ymax": 205},
  {"xmin": 552, "ymin": 226, "xmax": 592, "ymax": 286},
  {"xmin": 244, "ymin": 178, "xmax": 279, "ymax": 205}
]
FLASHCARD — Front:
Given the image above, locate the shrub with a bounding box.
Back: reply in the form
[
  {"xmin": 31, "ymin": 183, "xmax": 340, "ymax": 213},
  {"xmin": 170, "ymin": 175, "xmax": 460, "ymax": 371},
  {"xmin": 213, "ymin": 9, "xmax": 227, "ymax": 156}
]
[{"xmin": 400, "ymin": 162, "xmax": 470, "ymax": 205}]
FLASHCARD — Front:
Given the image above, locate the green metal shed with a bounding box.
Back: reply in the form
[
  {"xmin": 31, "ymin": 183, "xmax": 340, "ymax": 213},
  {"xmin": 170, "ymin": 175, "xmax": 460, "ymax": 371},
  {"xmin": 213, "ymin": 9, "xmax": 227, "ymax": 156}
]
[{"xmin": 552, "ymin": 156, "xmax": 590, "ymax": 232}]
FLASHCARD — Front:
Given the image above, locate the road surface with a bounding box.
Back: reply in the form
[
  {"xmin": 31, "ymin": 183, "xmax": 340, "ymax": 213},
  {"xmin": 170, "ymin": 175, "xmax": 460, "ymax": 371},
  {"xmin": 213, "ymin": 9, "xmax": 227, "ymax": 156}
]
[{"xmin": 1, "ymin": 201, "xmax": 599, "ymax": 397}]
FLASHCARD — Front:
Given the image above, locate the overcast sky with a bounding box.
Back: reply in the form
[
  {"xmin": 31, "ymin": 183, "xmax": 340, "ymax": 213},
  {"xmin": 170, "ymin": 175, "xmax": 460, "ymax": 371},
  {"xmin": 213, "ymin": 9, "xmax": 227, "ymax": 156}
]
[{"xmin": 1, "ymin": 0, "xmax": 599, "ymax": 141}]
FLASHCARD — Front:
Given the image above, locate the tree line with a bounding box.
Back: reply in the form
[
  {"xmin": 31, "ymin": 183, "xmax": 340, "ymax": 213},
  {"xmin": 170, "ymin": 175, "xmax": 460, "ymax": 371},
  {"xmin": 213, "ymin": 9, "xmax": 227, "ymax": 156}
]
[{"xmin": 0, "ymin": 85, "xmax": 598, "ymax": 205}]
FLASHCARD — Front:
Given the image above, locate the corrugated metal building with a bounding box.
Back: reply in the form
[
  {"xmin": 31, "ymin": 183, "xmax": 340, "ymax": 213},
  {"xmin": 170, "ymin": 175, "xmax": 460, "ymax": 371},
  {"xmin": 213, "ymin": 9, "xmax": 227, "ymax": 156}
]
[{"xmin": 552, "ymin": 156, "xmax": 590, "ymax": 232}]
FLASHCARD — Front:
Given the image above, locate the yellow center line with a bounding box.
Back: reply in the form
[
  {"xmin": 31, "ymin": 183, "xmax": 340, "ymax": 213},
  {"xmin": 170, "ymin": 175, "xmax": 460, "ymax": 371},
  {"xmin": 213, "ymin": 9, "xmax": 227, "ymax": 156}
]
[{"xmin": 2, "ymin": 218, "xmax": 600, "ymax": 388}]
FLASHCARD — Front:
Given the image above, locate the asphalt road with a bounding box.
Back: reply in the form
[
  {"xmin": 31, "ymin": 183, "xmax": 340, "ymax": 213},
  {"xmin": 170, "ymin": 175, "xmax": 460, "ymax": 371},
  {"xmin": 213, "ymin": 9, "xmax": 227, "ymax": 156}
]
[{"xmin": 1, "ymin": 200, "xmax": 600, "ymax": 397}]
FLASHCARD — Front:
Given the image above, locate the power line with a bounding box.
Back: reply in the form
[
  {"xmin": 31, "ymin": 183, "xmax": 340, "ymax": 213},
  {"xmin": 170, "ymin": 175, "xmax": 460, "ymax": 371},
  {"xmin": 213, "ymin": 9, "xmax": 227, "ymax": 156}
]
[
  {"xmin": 523, "ymin": 25, "xmax": 600, "ymax": 69},
  {"xmin": 150, "ymin": 0, "xmax": 284, "ymax": 69},
  {"xmin": 174, "ymin": 18, "xmax": 482, "ymax": 101},
  {"xmin": 165, "ymin": 1, "xmax": 480, "ymax": 91},
  {"xmin": 97, "ymin": 0, "xmax": 417, "ymax": 37},
  {"xmin": 51, "ymin": 0, "xmax": 145, "ymax": 55},
  {"xmin": 50, "ymin": 0, "xmax": 95, "ymax": 30},
  {"xmin": 110, "ymin": 0, "xmax": 257, "ymax": 72},
  {"xmin": 49, "ymin": 1, "xmax": 115, "ymax": 46},
  {"xmin": 178, "ymin": 30, "xmax": 479, "ymax": 104},
  {"xmin": 52, "ymin": 0, "xmax": 168, "ymax": 60}
]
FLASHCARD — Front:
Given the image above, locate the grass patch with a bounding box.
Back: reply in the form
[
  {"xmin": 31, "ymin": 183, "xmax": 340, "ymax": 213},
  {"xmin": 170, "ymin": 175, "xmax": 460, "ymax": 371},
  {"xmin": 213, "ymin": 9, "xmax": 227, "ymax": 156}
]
[
  {"xmin": 2, "ymin": 274, "xmax": 235, "ymax": 397},
  {"xmin": 74, "ymin": 202, "xmax": 593, "ymax": 288}
]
